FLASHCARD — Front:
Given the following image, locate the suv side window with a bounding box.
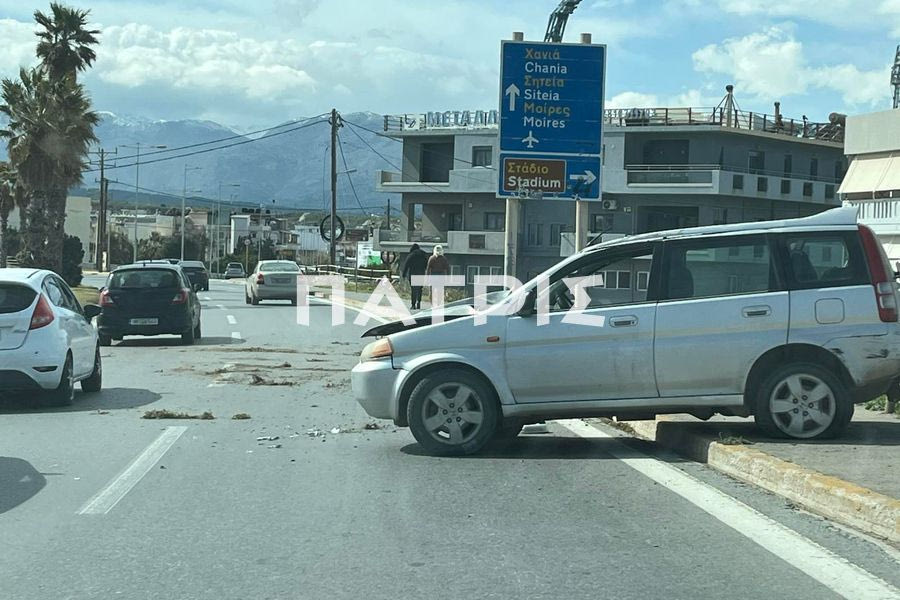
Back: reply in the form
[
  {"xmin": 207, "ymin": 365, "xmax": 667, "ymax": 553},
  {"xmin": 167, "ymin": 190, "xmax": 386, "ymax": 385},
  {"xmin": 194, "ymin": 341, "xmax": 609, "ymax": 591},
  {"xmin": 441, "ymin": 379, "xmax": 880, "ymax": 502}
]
[
  {"xmin": 779, "ymin": 232, "xmax": 868, "ymax": 289},
  {"xmin": 546, "ymin": 244, "xmax": 657, "ymax": 311},
  {"xmin": 661, "ymin": 235, "xmax": 775, "ymax": 300}
]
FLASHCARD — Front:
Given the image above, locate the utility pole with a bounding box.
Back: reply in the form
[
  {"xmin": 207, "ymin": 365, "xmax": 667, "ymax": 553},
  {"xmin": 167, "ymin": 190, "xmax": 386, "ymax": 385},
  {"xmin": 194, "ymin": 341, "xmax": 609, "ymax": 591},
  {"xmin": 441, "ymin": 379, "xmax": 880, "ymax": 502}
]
[
  {"xmin": 329, "ymin": 108, "xmax": 341, "ymax": 266},
  {"xmin": 574, "ymin": 32, "xmax": 592, "ymax": 253},
  {"xmin": 181, "ymin": 165, "xmax": 201, "ymax": 261},
  {"xmin": 386, "ymin": 198, "xmax": 391, "ymax": 230},
  {"xmin": 96, "ymin": 148, "xmax": 106, "ymax": 271}
]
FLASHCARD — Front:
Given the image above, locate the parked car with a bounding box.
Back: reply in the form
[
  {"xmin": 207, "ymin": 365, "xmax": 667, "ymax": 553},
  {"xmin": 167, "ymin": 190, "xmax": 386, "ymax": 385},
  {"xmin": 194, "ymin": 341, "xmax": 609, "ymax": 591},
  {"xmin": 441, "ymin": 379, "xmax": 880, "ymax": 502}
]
[
  {"xmin": 180, "ymin": 260, "xmax": 210, "ymax": 291},
  {"xmin": 245, "ymin": 260, "xmax": 301, "ymax": 305},
  {"xmin": 224, "ymin": 262, "xmax": 246, "ymax": 279},
  {"xmin": 352, "ymin": 206, "xmax": 900, "ymax": 455},
  {"xmin": 0, "ymin": 268, "xmax": 102, "ymax": 405},
  {"xmin": 97, "ymin": 263, "xmax": 202, "ymax": 346}
]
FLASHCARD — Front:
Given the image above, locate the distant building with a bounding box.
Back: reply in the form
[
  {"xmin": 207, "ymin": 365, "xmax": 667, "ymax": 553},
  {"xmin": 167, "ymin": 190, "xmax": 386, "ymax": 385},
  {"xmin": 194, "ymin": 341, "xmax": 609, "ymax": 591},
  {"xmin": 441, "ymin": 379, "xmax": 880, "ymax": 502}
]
[
  {"xmin": 374, "ymin": 101, "xmax": 846, "ymax": 282},
  {"xmin": 8, "ymin": 195, "xmax": 93, "ymax": 266},
  {"xmin": 839, "ymin": 108, "xmax": 900, "ymax": 262}
]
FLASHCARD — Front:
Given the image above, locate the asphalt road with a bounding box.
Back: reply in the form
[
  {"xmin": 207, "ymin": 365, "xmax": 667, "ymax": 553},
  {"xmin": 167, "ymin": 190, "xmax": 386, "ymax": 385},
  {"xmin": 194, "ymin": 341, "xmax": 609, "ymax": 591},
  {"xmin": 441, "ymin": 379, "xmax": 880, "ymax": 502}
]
[{"xmin": 1, "ymin": 279, "xmax": 898, "ymax": 600}]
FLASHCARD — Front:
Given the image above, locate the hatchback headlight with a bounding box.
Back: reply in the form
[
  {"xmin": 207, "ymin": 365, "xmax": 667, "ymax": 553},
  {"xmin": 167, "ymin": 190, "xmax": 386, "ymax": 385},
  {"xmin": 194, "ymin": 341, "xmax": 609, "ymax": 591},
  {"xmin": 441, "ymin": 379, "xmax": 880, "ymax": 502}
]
[{"xmin": 360, "ymin": 338, "xmax": 393, "ymax": 362}]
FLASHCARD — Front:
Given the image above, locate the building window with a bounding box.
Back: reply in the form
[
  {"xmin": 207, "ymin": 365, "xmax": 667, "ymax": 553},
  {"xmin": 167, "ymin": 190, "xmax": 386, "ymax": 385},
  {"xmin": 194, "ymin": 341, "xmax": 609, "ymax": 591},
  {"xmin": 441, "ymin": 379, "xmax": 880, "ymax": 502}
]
[
  {"xmin": 780, "ymin": 179, "xmax": 791, "ymax": 194},
  {"xmin": 484, "ymin": 212, "xmax": 504, "ymax": 231},
  {"xmin": 783, "ymin": 154, "xmax": 792, "ymax": 177},
  {"xmin": 712, "ymin": 208, "xmax": 728, "ymax": 225},
  {"xmin": 757, "ymin": 177, "xmax": 768, "ymax": 193},
  {"xmin": 749, "ymin": 150, "xmax": 765, "ymax": 174},
  {"xmin": 810, "ymin": 157, "xmax": 818, "ymax": 178},
  {"xmin": 468, "ymin": 234, "xmax": 486, "ymax": 249},
  {"xmin": 803, "ymin": 182, "xmax": 813, "ymax": 197},
  {"xmin": 450, "ymin": 264, "xmax": 462, "ymax": 277},
  {"xmin": 591, "ymin": 213, "xmax": 613, "ymax": 233},
  {"xmin": 472, "ymin": 146, "xmax": 492, "ymax": 168},
  {"xmin": 550, "ymin": 224, "xmax": 568, "ymax": 247},
  {"xmin": 834, "ymin": 160, "xmax": 844, "ymax": 182},
  {"xmin": 527, "ymin": 223, "xmax": 543, "ymax": 246},
  {"xmin": 466, "ymin": 265, "xmax": 479, "ymax": 284},
  {"xmin": 825, "ymin": 184, "xmax": 835, "ymax": 199},
  {"xmin": 637, "ymin": 271, "xmax": 649, "ymax": 291},
  {"xmin": 732, "ymin": 174, "xmax": 744, "ymax": 190}
]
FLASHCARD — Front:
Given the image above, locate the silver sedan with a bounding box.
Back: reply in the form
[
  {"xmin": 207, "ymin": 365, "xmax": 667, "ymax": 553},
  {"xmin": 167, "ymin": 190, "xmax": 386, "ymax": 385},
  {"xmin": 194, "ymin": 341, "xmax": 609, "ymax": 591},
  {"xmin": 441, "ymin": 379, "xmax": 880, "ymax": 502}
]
[{"xmin": 245, "ymin": 260, "xmax": 301, "ymax": 305}]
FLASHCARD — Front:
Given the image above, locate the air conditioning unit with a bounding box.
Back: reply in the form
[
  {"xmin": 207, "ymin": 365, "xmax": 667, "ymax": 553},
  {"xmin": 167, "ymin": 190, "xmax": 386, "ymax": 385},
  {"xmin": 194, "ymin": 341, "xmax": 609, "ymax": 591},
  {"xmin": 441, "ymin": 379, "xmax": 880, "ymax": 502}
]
[{"xmin": 601, "ymin": 199, "xmax": 618, "ymax": 211}]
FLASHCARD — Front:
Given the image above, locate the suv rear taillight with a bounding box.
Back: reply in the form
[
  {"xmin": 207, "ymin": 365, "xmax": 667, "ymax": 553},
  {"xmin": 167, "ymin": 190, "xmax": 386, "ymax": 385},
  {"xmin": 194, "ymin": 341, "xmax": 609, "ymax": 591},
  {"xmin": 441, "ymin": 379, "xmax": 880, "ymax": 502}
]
[
  {"xmin": 172, "ymin": 288, "xmax": 190, "ymax": 304},
  {"xmin": 256, "ymin": 273, "xmax": 265, "ymax": 285},
  {"xmin": 99, "ymin": 290, "xmax": 114, "ymax": 307},
  {"xmin": 29, "ymin": 294, "xmax": 54, "ymax": 330},
  {"xmin": 859, "ymin": 224, "xmax": 898, "ymax": 322}
]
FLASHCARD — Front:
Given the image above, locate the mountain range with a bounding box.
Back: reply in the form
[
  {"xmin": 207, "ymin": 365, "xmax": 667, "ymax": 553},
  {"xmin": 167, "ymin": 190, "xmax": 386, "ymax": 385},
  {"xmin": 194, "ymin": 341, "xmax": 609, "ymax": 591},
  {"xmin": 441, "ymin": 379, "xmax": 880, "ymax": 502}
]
[{"xmin": 2, "ymin": 111, "xmax": 401, "ymax": 213}]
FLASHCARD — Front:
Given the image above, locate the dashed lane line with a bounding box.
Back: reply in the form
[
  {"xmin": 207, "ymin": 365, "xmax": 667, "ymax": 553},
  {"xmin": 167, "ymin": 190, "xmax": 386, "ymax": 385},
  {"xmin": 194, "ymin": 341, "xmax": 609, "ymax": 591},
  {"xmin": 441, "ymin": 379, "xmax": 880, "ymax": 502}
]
[
  {"xmin": 226, "ymin": 315, "xmax": 237, "ymax": 325},
  {"xmin": 78, "ymin": 426, "xmax": 187, "ymax": 515}
]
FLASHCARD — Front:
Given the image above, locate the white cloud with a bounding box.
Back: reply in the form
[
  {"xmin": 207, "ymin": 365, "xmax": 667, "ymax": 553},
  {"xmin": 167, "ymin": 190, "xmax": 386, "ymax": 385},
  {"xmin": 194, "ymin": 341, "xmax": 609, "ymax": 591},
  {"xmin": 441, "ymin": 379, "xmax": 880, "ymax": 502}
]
[
  {"xmin": 692, "ymin": 25, "xmax": 890, "ymax": 109},
  {"xmin": 607, "ymin": 91, "xmax": 659, "ymax": 108},
  {"xmin": 0, "ymin": 19, "xmax": 37, "ymax": 74}
]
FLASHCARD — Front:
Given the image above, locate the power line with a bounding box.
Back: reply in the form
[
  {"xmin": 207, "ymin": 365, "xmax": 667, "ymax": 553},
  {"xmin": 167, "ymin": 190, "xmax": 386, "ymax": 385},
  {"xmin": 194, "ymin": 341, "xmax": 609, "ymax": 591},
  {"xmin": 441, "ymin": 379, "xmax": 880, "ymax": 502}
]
[
  {"xmin": 83, "ymin": 118, "xmax": 328, "ymax": 174},
  {"xmin": 336, "ymin": 131, "xmax": 371, "ymax": 215},
  {"xmin": 97, "ymin": 113, "xmax": 330, "ymax": 163}
]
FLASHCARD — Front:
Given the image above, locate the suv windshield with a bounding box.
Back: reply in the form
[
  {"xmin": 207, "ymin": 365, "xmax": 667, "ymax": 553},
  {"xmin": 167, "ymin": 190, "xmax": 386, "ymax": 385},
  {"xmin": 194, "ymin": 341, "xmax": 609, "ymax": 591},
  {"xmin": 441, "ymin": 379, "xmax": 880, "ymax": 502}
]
[{"xmin": 109, "ymin": 269, "xmax": 180, "ymax": 289}]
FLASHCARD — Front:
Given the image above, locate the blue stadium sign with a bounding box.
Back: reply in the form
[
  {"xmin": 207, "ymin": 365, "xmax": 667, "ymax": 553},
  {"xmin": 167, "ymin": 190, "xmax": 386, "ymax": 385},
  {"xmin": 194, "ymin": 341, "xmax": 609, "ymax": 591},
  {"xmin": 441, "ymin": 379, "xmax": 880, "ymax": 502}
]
[{"xmin": 498, "ymin": 40, "xmax": 605, "ymax": 200}]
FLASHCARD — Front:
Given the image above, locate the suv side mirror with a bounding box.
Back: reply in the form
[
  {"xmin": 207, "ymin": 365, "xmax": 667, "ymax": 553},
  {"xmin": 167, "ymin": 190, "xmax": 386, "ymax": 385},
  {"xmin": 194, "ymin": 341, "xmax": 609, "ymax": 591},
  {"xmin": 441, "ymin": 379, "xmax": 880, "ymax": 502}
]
[
  {"xmin": 83, "ymin": 304, "xmax": 102, "ymax": 320},
  {"xmin": 517, "ymin": 288, "xmax": 537, "ymax": 317}
]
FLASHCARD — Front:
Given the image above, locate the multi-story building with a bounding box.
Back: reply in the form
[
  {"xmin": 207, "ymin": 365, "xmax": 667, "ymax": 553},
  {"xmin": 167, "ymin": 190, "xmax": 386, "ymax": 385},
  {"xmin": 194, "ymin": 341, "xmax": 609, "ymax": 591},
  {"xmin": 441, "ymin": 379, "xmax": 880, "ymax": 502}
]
[
  {"xmin": 8, "ymin": 195, "xmax": 93, "ymax": 266},
  {"xmin": 374, "ymin": 102, "xmax": 846, "ymax": 282},
  {"xmin": 839, "ymin": 108, "xmax": 900, "ymax": 263}
]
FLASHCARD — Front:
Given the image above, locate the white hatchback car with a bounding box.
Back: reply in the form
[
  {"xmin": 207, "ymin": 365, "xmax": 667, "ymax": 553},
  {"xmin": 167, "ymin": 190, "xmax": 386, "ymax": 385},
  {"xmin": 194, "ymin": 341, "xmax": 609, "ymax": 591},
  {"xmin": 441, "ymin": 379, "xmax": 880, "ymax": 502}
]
[
  {"xmin": 352, "ymin": 207, "xmax": 900, "ymax": 455},
  {"xmin": 0, "ymin": 269, "xmax": 102, "ymax": 405}
]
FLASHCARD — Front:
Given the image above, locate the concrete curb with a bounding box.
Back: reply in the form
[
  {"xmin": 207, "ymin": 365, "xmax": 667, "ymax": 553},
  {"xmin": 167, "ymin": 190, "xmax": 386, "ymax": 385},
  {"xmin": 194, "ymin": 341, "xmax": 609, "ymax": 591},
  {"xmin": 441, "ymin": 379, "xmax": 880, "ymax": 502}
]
[{"xmin": 620, "ymin": 418, "xmax": 900, "ymax": 543}]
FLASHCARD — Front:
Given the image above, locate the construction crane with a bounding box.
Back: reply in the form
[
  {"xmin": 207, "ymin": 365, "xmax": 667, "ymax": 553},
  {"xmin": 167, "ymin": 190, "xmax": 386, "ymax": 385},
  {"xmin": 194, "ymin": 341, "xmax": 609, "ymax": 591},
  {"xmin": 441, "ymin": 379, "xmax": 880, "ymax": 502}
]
[
  {"xmin": 892, "ymin": 45, "xmax": 900, "ymax": 109},
  {"xmin": 544, "ymin": 0, "xmax": 583, "ymax": 43}
]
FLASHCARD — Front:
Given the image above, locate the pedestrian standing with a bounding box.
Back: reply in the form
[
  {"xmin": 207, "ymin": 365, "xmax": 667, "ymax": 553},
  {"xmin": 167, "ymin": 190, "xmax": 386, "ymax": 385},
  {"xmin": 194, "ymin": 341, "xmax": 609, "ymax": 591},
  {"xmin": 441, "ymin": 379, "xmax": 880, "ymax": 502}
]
[
  {"xmin": 426, "ymin": 244, "xmax": 450, "ymax": 304},
  {"xmin": 402, "ymin": 243, "xmax": 428, "ymax": 310}
]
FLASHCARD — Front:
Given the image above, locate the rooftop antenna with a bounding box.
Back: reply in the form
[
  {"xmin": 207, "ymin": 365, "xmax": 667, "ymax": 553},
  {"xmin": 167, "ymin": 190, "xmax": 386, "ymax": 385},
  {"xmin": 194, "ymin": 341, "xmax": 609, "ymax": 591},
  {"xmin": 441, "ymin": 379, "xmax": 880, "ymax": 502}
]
[
  {"xmin": 892, "ymin": 45, "xmax": 900, "ymax": 109},
  {"xmin": 714, "ymin": 84, "xmax": 741, "ymax": 127}
]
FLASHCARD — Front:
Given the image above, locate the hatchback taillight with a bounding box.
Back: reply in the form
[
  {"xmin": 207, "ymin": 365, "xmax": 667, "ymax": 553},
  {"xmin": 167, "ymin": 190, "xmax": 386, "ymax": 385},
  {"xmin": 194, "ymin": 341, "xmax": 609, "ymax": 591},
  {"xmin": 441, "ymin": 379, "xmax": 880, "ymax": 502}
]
[
  {"xmin": 29, "ymin": 294, "xmax": 54, "ymax": 330},
  {"xmin": 257, "ymin": 273, "xmax": 265, "ymax": 285},
  {"xmin": 859, "ymin": 224, "xmax": 898, "ymax": 323},
  {"xmin": 99, "ymin": 290, "xmax": 114, "ymax": 307},
  {"xmin": 172, "ymin": 288, "xmax": 190, "ymax": 304}
]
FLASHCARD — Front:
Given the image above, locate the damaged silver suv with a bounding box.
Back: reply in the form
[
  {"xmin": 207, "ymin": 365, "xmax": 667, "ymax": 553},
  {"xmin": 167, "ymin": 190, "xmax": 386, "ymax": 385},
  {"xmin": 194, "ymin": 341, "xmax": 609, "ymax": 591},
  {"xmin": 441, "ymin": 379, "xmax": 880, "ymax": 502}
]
[{"xmin": 352, "ymin": 207, "xmax": 900, "ymax": 455}]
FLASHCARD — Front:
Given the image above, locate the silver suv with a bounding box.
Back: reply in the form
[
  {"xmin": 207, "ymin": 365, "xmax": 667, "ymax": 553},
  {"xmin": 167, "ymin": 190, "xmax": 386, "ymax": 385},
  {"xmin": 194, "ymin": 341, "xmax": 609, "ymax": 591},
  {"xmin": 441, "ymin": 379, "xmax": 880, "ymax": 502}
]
[{"xmin": 351, "ymin": 207, "xmax": 900, "ymax": 455}]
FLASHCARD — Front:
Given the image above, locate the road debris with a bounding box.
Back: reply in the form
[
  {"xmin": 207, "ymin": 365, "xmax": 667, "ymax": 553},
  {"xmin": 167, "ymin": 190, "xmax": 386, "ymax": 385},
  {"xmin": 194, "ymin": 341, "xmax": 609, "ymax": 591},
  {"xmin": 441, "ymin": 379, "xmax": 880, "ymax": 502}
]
[
  {"xmin": 248, "ymin": 373, "xmax": 295, "ymax": 386},
  {"xmin": 257, "ymin": 436, "xmax": 280, "ymax": 441},
  {"xmin": 142, "ymin": 409, "xmax": 215, "ymax": 420},
  {"xmin": 307, "ymin": 428, "xmax": 324, "ymax": 437},
  {"xmin": 364, "ymin": 423, "xmax": 381, "ymax": 430},
  {"xmin": 330, "ymin": 427, "xmax": 341, "ymax": 434},
  {"xmin": 93, "ymin": 410, "xmax": 110, "ymax": 415},
  {"xmin": 267, "ymin": 444, "xmax": 282, "ymax": 449},
  {"xmin": 232, "ymin": 413, "xmax": 251, "ymax": 420}
]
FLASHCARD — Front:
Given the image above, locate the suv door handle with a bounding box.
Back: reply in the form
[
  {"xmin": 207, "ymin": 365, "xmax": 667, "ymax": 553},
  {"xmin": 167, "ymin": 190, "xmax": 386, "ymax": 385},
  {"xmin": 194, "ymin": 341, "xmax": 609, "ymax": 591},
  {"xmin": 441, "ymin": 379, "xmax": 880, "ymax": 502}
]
[
  {"xmin": 742, "ymin": 305, "xmax": 771, "ymax": 317},
  {"xmin": 609, "ymin": 315, "xmax": 638, "ymax": 327}
]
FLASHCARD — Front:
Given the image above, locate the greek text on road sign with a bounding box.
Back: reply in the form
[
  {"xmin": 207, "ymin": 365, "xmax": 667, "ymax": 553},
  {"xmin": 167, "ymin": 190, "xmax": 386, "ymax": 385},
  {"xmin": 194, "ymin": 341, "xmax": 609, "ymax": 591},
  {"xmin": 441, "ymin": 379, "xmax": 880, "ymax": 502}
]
[{"xmin": 502, "ymin": 158, "xmax": 566, "ymax": 193}]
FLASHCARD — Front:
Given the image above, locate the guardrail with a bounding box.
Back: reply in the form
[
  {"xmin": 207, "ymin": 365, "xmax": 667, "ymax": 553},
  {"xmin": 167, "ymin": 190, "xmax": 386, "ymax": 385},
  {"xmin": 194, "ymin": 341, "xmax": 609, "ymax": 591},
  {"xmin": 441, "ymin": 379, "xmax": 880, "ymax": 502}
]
[{"xmin": 311, "ymin": 264, "xmax": 399, "ymax": 291}]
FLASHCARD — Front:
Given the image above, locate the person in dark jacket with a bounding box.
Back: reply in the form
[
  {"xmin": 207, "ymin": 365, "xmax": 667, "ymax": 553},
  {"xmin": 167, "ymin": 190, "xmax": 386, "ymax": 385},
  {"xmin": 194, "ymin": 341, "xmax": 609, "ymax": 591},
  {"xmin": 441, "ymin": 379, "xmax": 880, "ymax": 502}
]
[{"xmin": 402, "ymin": 243, "xmax": 429, "ymax": 309}]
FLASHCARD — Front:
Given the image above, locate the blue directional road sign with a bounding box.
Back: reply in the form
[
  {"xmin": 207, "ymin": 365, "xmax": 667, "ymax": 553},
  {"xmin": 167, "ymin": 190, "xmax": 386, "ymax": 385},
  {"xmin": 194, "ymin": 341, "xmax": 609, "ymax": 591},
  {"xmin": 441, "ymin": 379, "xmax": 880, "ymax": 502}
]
[{"xmin": 498, "ymin": 40, "xmax": 605, "ymax": 200}]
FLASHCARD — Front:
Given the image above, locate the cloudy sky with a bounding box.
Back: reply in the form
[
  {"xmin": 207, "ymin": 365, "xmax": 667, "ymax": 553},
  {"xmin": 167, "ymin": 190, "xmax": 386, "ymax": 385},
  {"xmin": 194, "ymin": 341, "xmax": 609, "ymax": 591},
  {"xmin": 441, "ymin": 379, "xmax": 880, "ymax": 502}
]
[{"xmin": 0, "ymin": 0, "xmax": 897, "ymax": 128}]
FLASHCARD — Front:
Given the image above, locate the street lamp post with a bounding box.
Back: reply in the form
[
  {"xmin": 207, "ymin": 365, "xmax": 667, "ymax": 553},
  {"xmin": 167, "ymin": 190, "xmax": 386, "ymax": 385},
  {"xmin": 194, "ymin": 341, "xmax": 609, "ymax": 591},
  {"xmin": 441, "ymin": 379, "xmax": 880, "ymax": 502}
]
[
  {"xmin": 123, "ymin": 142, "xmax": 167, "ymax": 262},
  {"xmin": 181, "ymin": 165, "xmax": 202, "ymax": 261}
]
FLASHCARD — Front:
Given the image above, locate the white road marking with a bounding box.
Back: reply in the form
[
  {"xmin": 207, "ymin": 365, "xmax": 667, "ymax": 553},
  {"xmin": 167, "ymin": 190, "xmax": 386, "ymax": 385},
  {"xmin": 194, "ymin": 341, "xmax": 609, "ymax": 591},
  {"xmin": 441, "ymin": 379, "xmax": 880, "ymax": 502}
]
[
  {"xmin": 231, "ymin": 331, "xmax": 241, "ymax": 340},
  {"xmin": 201, "ymin": 296, "xmax": 211, "ymax": 301},
  {"xmin": 309, "ymin": 297, "xmax": 390, "ymax": 324},
  {"xmin": 557, "ymin": 419, "xmax": 899, "ymax": 600},
  {"xmin": 216, "ymin": 304, "xmax": 226, "ymax": 310},
  {"xmin": 78, "ymin": 426, "xmax": 187, "ymax": 515},
  {"xmin": 226, "ymin": 315, "xmax": 237, "ymax": 325}
]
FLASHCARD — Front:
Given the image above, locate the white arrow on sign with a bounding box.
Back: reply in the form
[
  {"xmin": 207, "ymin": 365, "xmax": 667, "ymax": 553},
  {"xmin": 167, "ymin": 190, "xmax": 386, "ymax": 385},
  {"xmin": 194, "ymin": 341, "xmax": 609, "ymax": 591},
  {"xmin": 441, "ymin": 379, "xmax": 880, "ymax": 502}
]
[
  {"xmin": 505, "ymin": 83, "xmax": 520, "ymax": 111},
  {"xmin": 569, "ymin": 170, "xmax": 597, "ymax": 185},
  {"xmin": 521, "ymin": 130, "xmax": 539, "ymax": 149}
]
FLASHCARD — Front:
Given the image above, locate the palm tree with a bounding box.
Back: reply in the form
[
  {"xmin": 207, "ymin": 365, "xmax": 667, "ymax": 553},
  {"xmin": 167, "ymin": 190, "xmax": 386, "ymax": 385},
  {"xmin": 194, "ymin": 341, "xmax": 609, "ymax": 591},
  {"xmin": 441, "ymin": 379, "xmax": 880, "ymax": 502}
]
[
  {"xmin": 34, "ymin": 2, "xmax": 99, "ymax": 82},
  {"xmin": 0, "ymin": 68, "xmax": 97, "ymax": 272},
  {"xmin": 0, "ymin": 162, "xmax": 15, "ymax": 268}
]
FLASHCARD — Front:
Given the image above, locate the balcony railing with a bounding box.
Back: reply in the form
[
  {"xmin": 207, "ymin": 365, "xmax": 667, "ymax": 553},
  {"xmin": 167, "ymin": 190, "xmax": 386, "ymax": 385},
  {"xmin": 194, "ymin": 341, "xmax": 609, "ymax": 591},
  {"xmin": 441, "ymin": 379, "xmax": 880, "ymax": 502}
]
[
  {"xmin": 603, "ymin": 107, "xmax": 844, "ymax": 142},
  {"xmin": 625, "ymin": 163, "xmax": 841, "ymax": 184}
]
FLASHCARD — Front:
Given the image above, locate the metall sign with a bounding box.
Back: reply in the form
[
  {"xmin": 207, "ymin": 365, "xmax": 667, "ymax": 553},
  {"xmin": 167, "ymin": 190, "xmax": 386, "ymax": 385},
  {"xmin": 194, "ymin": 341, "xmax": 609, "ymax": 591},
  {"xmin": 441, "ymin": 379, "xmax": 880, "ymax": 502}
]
[{"xmin": 497, "ymin": 40, "xmax": 605, "ymax": 200}]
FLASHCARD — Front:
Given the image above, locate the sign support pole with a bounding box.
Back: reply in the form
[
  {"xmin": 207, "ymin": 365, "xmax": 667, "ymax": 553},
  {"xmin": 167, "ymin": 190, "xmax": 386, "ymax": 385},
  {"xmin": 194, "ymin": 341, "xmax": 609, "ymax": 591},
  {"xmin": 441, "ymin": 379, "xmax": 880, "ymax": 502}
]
[
  {"xmin": 503, "ymin": 31, "xmax": 524, "ymax": 279},
  {"xmin": 575, "ymin": 32, "xmax": 593, "ymax": 252}
]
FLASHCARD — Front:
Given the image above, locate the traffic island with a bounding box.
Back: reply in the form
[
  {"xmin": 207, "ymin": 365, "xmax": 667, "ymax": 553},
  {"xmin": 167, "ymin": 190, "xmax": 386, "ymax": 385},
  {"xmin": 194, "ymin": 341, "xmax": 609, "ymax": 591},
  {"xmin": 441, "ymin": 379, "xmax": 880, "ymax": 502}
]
[{"xmin": 614, "ymin": 410, "xmax": 900, "ymax": 544}]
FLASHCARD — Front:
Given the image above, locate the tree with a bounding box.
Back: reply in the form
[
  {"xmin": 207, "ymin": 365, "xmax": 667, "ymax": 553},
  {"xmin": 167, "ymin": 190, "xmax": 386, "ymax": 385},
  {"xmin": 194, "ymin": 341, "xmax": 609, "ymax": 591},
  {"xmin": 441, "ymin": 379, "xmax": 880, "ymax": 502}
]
[
  {"xmin": 108, "ymin": 230, "xmax": 132, "ymax": 266},
  {"xmin": 61, "ymin": 234, "xmax": 83, "ymax": 286},
  {"xmin": 34, "ymin": 3, "xmax": 99, "ymax": 83},
  {"xmin": 136, "ymin": 231, "xmax": 167, "ymax": 260},
  {"xmin": 0, "ymin": 162, "xmax": 14, "ymax": 268},
  {"xmin": 0, "ymin": 67, "xmax": 98, "ymax": 272}
]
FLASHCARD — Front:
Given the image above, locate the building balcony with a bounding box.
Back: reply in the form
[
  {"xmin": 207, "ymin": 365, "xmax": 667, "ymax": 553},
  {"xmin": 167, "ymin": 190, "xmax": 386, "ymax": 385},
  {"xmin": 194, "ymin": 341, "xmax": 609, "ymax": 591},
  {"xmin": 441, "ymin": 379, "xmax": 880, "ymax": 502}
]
[
  {"xmin": 606, "ymin": 164, "xmax": 840, "ymax": 205},
  {"xmin": 376, "ymin": 167, "xmax": 495, "ymax": 194},
  {"xmin": 373, "ymin": 229, "xmax": 504, "ymax": 255}
]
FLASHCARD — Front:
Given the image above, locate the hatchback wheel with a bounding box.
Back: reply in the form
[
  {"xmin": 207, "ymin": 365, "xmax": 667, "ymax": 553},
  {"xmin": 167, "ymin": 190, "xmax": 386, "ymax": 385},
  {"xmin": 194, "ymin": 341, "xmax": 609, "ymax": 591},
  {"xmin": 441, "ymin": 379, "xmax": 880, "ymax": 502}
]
[
  {"xmin": 754, "ymin": 363, "xmax": 852, "ymax": 440},
  {"xmin": 407, "ymin": 369, "xmax": 498, "ymax": 456},
  {"xmin": 98, "ymin": 333, "xmax": 112, "ymax": 347},
  {"xmin": 47, "ymin": 354, "xmax": 75, "ymax": 406},
  {"xmin": 81, "ymin": 346, "xmax": 102, "ymax": 393},
  {"xmin": 181, "ymin": 324, "xmax": 196, "ymax": 345}
]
